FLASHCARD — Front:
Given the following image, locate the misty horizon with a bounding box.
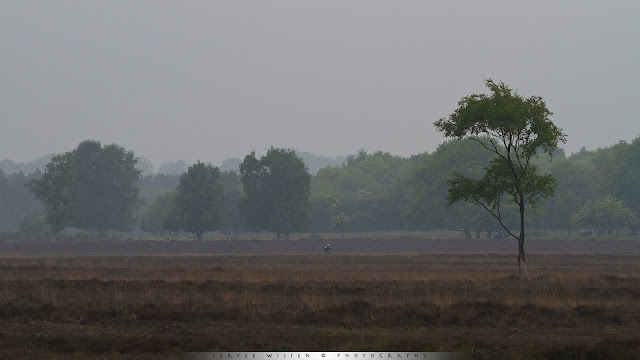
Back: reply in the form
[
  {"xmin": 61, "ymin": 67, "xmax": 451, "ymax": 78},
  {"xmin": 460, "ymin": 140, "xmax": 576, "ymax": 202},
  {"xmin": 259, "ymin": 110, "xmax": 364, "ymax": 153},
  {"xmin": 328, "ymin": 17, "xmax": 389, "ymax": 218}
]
[
  {"xmin": 0, "ymin": 137, "xmax": 634, "ymax": 174},
  {"xmin": 2, "ymin": 2, "xmax": 639, "ymax": 165}
]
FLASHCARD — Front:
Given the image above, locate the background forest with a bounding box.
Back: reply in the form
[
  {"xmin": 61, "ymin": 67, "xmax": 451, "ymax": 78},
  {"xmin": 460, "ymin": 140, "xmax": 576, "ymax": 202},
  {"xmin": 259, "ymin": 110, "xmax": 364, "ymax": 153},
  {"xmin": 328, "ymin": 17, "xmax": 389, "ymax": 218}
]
[{"xmin": 1, "ymin": 135, "xmax": 639, "ymax": 238}]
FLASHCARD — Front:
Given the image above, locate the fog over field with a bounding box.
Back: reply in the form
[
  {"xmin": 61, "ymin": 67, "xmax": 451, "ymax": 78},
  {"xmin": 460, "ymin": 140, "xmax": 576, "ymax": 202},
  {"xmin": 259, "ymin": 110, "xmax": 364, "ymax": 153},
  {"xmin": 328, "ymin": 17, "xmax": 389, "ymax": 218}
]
[{"xmin": 1, "ymin": 1, "xmax": 639, "ymax": 165}]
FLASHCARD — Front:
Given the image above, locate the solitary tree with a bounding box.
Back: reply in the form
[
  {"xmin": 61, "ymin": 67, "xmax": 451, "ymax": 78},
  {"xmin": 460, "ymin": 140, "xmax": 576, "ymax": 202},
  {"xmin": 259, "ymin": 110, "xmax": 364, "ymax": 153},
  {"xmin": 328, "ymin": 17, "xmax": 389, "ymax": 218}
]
[
  {"xmin": 434, "ymin": 80, "xmax": 566, "ymax": 277},
  {"xmin": 165, "ymin": 161, "xmax": 227, "ymax": 241},
  {"xmin": 240, "ymin": 147, "xmax": 311, "ymax": 239},
  {"xmin": 27, "ymin": 153, "xmax": 76, "ymax": 242}
]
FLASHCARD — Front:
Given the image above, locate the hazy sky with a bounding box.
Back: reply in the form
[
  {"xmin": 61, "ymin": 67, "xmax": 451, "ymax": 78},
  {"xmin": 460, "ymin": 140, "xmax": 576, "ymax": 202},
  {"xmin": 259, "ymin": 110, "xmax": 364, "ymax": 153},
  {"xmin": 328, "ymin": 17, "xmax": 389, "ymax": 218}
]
[{"xmin": 2, "ymin": 1, "xmax": 639, "ymax": 166}]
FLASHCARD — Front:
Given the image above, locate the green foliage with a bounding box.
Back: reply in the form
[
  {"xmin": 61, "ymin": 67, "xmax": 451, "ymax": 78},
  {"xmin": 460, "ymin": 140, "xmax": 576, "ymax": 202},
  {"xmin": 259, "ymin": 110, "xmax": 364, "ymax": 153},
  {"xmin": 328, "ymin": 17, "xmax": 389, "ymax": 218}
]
[
  {"xmin": 240, "ymin": 148, "xmax": 311, "ymax": 239},
  {"xmin": 310, "ymin": 150, "xmax": 411, "ymax": 233},
  {"xmin": 69, "ymin": 140, "xmax": 141, "ymax": 233},
  {"xmin": 18, "ymin": 212, "xmax": 51, "ymax": 235},
  {"xmin": 11, "ymin": 132, "xmax": 640, "ymax": 240},
  {"xmin": 609, "ymin": 137, "xmax": 640, "ymax": 221},
  {"xmin": 26, "ymin": 154, "xmax": 76, "ymax": 241},
  {"xmin": 434, "ymin": 80, "xmax": 566, "ymax": 158},
  {"xmin": 543, "ymin": 157, "xmax": 597, "ymax": 229},
  {"xmin": 434, "ymin": 80, "xmax": 565, "ymax": 232},
  {"xmin": 137, "ymin": 173, "xmax": 180, "ymax": 215},
  {"xmin": 312, "ymin": 150, "xmax": 410, "ymax": 196},
  {"xmin": 140, "ymin": 190, "xmax": 177, "ymax": 234},
  {"xmin": 447, "ymin": 158, "xmax": 557, "ymax": 212},
  {"xmin": 434, "ymin": 80, "xmax": 566, "ymax": 275},
  {"xmin": 219, "ymin": 170, "xmax": 241, "ymax": 191},
  {"xmin": 403, "ymin": 138, "xmax": 495, "ymax": 237},
  {"xmin": 26, "ymin": 140, "xmax": 142, "ymax": 237},
  {"xmin": 571, "ymin": 196, "xmax": 638, "ymax": 236},
  {"xmin": 218, "ymin": 170, "xmax": 243, "ymax": 233},
  {"xmin": 165, "ymin": 161, "xmax": 227, "ymax": 241}
]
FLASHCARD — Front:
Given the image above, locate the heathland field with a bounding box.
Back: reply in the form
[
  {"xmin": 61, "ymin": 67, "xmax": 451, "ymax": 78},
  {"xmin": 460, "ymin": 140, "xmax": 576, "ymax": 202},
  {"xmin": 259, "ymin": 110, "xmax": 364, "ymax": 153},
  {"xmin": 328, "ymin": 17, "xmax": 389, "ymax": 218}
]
[{"xmin": 1, "ymin": 236, "xmax": 640, "ymax": 359}]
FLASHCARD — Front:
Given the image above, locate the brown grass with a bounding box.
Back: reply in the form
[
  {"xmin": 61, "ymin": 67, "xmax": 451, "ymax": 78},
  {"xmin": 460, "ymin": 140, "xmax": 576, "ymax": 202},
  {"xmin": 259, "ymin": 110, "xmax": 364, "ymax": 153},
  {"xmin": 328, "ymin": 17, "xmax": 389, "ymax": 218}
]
[{"xmin": 1, "ymin": 254, "xmax": 639, "ymax": 359}]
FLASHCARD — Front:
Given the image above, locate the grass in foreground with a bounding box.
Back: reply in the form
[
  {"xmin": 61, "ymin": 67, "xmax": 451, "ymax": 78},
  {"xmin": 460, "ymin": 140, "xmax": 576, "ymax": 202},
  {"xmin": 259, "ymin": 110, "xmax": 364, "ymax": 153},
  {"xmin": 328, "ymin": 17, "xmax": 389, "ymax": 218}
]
[{"xmin": 1, "ymin": 254, "xmax": 639, "ymax": 359}]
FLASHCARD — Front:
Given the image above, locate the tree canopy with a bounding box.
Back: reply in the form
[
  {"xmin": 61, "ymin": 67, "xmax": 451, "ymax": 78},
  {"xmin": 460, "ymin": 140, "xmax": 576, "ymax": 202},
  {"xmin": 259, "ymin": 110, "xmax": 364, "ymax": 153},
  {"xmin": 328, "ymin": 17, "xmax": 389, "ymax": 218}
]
[
  {"xmin": 26, "ymin": 140, "xmax": 142, "ymax": 236},
  {"xmin": 239, "ymin": 147, "xmax": 311, "ymax": 239},
  {"xmin": 9, "ymin": 134, "xmax": 640, "ymax": 241},
  {"xmin": 403, "ymin": 138, "xmax": 496, "ymax": 238},
  {"xmin": 571, "ymin": 196, "xmax": 638, "ymax": 237},
  {"xmin": 140, "ymin": 190, "xmax": 177, "ymax": 234},
  {"xmin": 434, "ymin": 80, "xmax": 566, "ymax": 277},
  {"xmin": 165, "ymin": 161, "xmax": 227, "ymax": 241},
  {"xmin": 69, "ymin": 140, "xmax": 141, "ymax": 233},
  {"xmin": 310, "ymin": 150, "xmax": 411, "ymax": 233}
]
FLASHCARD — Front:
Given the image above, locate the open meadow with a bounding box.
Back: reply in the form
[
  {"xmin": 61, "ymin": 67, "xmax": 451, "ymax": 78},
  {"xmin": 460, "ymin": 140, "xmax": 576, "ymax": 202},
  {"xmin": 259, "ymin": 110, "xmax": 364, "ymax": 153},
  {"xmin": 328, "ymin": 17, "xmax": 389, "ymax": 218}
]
[{"xmin": 1, "ymin": 235, "xmax": 640, "ymax": 359}]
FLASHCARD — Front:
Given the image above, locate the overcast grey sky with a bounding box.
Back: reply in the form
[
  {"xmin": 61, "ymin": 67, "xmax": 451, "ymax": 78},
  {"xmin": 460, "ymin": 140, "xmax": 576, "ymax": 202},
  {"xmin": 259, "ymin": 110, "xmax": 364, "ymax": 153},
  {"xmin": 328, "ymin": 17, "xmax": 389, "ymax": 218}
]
[{"xmin": 1, "ymin": 1, "xmax": 639, "ymax": 166}]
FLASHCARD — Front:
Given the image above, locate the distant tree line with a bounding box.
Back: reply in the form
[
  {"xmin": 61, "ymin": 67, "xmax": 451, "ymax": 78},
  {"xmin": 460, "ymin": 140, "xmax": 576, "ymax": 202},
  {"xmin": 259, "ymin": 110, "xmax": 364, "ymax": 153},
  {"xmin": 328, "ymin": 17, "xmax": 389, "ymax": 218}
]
[{"xmin": 3, "ymin": 134, "xmax": 640, "ymax": 239}]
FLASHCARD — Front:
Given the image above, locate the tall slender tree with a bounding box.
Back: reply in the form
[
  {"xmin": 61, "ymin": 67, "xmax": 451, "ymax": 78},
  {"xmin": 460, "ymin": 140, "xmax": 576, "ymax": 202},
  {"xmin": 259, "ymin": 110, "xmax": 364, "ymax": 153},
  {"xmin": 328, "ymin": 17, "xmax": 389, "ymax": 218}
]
[{"xmin": 434, "ymin": 80, "xmax": 566, "ymax": 277}]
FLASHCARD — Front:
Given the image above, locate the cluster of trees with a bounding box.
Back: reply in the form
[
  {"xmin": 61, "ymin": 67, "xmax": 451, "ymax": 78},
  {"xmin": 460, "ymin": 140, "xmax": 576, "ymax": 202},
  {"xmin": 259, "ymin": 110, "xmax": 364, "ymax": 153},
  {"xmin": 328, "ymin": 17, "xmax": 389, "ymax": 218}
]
[
  {"xmin": 4, "ymin": 83, "xmax": 640, "ymax": 244},
  {"xmin": 7, "ymin": 135, "xmax": 640, "ymax": 241},
  {"xmin": 139, "ymin": 147, "xmax": 311, "ymax": 240},
  {"xmin": 310, "ymin": 150, "xmax": 411, "ymax": 233},
  {"xmin": 239, "ymin": 148, "xmax": 311, "ymax": 239},
  {"xmin": 23, "ymin": 141, "xmax": 314, "ymax": 241}
]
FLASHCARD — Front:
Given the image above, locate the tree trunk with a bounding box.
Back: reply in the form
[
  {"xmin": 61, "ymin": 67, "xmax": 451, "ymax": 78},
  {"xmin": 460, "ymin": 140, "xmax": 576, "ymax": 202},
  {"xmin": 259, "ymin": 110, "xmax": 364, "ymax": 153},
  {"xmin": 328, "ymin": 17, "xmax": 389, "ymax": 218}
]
[
  {"xmin": 196, "ymin": 231, "xmax": 203, "ymax": 241},
  {"xmin": 464, "ymin": 226, "xmax": 471, "ymax": 239},
  {"xmin": 518, "ymin": 193, "xmax": 527, "ymax": 279}
]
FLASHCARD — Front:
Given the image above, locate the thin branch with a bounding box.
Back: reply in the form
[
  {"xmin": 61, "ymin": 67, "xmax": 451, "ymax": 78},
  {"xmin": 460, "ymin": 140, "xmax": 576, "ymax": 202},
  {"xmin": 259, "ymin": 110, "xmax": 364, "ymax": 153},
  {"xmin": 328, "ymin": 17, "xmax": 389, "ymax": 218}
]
[
  {"xmin": 470, "ymin": 137, "xmax": 508, "ymax": 163},
  {"xmin": 474, "ymin": 200, "xmax": 520, "ymax": 241}
]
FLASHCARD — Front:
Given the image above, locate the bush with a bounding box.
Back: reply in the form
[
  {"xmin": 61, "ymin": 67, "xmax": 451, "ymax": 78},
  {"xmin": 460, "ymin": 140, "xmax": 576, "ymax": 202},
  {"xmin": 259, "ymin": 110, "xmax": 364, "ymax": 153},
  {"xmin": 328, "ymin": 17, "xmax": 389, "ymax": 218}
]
[{"xmin": 18, "ymin": 212, "xmax": 51, "ymax": 235}]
